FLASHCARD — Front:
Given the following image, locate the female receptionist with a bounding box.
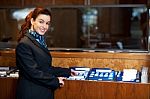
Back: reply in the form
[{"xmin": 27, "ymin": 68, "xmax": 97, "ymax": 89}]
[{"xmin": 16, "ymin": 7, "xmax": 75, "ymax": 99}]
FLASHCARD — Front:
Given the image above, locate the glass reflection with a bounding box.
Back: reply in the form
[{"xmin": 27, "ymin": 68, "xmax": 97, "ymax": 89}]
[{"xmin": 0, "ymin": 6, "xmax": 148, "ymax": 52}]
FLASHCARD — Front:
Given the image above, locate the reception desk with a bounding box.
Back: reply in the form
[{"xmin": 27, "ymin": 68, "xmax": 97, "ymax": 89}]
[
  {"xmin": 0, "ymin": 78, "xmax": 150, "ymax": 99},
  {"xmin": 1, "ymin": 50, "xmax": 150, "ymax": 99}
]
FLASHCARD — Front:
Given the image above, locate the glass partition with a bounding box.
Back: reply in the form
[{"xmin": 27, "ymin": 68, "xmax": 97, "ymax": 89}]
[{"xmin": 0, "ymin": 5, "xmax": 149, "ymax": 52}]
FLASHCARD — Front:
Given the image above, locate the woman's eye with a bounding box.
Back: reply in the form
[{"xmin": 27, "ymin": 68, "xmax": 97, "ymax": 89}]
[
  {"xmin": 47, "ymin": 22, "xmax": 50, "ymax": 25},
  {"xmin": 39, "ymin": 21, "xmax": 44, "ymax": 23}
]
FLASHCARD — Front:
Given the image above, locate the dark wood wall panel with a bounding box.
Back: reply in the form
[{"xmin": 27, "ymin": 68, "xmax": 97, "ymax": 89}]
[
  {"xmin": 24, "ymin": 0, "xmax": 53, "ymax": 7},
  {"xmin": 51, "ymin": 9, "xmax": 78, "ymax": 47},
  {"xmin": 0, "ymin": 0, "xmax": 22, "ymax": 8},
  {"xmin": 91, "ymin": 0, "xmax": 118, "ymax": 5},
  {"xmin": 54, "ymin": 0, "xmax": 85, "ymax": 5},
  {"xmin": 119, "ymin": 0, "xmax": 147, "ymax": 4},
  {"xmin": 0, "ymin": 0, "xmax": 148, "ymax": 8}
]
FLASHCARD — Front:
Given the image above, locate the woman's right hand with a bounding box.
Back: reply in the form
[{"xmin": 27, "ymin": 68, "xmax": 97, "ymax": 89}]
[{"xmin": 57, "ymin": 77, "xmax": 66, "ymax": 87}]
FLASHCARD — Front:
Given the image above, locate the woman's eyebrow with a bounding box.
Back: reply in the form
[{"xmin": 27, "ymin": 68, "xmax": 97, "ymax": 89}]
[
  {"xmin": 38, "ymin": 19, "xmax": 44, "ymax": 21},
  {"xmin": 38, "ymin": 19, "xmax": 50, "ymax": 23}
]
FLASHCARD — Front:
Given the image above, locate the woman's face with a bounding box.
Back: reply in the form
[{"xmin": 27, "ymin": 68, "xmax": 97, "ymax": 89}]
[{"xmin": 31, "ymin": 14, "xmax": 51, "ymax": 35}]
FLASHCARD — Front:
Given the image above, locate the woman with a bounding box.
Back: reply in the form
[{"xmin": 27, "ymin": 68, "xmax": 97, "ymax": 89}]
[{"xmin": 16, "ymin": 7, "xmax": 74, "ymax": 99}]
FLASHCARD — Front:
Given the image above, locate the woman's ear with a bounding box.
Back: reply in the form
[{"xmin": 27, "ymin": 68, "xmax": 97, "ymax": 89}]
[{"xmin": 30, "ymin": 18, "xmax": 34, "ymax": 25}]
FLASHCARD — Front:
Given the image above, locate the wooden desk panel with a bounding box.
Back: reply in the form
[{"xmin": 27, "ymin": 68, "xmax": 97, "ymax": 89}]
[
  {"xmin": 0, "ymin": 78, "xmax": 17, "ymax": 99},
  {"xmin": 55, "ymin": 80, "xmax": 150, "ymax": 99},
  {"xmin": 0, "ymin": 78, "xmax": 149, "ymax": 99},
  {"xmin": 116, "ymin": 83, "xmax": 150, "ymax": 99}
]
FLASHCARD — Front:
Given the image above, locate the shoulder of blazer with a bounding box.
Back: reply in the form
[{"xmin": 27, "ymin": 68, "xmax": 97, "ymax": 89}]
[{"xmin": 24, "ymin": 33, "xmax": 50, "ymax": 55}]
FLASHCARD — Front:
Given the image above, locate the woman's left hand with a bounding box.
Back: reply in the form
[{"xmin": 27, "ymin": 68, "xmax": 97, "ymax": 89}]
[{"xmin": 71, "ymin": 69, "xmax": 78, "ymax": 76}]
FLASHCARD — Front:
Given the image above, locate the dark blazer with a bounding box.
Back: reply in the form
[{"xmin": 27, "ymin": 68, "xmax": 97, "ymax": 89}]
[{"xmin": 16, "ymin": 32, "xmax": 71, "ymax": 99}]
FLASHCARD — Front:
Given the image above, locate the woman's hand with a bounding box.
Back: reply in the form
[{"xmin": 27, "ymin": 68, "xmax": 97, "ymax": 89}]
[
  {"xmin": 71, "ymin": 69, "xmax": 78, "ymax": 76},
  {"xmin": 57, "ymin": 77, "xmax": 66, "ymax": 87}
]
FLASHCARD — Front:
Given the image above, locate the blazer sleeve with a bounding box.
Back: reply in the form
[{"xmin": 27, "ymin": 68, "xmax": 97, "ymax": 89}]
[
  {"xmin": 16, "ymin": 43, "xmax": 59, "ymax": 89},
  {"xmin": 49, "ymin": 66, "xmax": 71, "ymax": 77}
]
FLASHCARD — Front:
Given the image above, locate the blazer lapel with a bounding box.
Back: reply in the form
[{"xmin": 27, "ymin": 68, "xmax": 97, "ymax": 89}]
[{"xmin": 25, "ymin": 33, "xmax": 50, "ymax": 55}]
